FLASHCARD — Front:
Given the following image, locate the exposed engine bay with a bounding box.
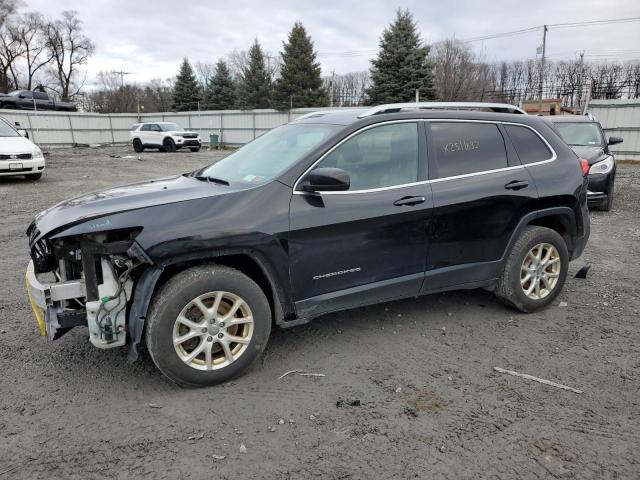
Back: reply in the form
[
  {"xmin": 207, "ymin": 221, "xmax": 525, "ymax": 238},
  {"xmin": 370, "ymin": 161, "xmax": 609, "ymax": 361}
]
[{"xmin": 27, "ymin": 228, "xmax": 145, "ymax": 348}]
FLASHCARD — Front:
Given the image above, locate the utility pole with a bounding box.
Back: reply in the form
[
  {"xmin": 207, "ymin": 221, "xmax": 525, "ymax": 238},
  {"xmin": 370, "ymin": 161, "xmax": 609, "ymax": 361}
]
[
  {"xmin": 415, "ymin": 89, "xmax": 420, "ymax": 103},
  {"xmin": 537, "ymin": 25, "xmax": 548, "ymax": 114},
  {"xmin": 575, "ymin": 51, "xmax": 585, "ymax": 113},
  {"xmin": 330, "ymin": 70, "xmax": 335, "ymax": 108},
  {"xmin": 111, "ymin": 70, "xmax": 132, "ymax": 88}
]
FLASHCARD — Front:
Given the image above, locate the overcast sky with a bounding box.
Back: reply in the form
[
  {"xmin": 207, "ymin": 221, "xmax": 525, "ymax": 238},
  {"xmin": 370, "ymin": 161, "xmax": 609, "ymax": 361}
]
[{"xmin": 20, "ymin": 0, "xmax": 640, "ymax": 87}]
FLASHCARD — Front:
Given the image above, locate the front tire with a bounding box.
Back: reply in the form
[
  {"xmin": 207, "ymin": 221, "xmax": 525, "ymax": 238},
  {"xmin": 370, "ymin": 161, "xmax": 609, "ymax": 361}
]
[
  {"xmin": 163, "ymin": 138, "xmax": 176, "ymax": 152},
  {"xmin": 132, "ymin": 138, "xmax": 144, "ymax": 153},
  {"xmin": 495, "ymin": 226, "xmax": 568, "ymax": 313},
  {"xmin": 145, "ymin": 265, "xmax": 272, "ymax": 387},
  {"xmin": 189, "ymin": 147, "xmax": 201, "ymax": 152}
]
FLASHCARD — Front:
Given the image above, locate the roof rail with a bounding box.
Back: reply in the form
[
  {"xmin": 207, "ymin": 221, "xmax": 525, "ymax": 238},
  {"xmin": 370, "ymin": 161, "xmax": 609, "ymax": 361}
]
[
  {"xmin": 295, "ymin": 109, "xmax": 362, "ymax": 120},
  {"xmin": 357, "ymin": 102, "xmax": 526, "ymax": 118}
]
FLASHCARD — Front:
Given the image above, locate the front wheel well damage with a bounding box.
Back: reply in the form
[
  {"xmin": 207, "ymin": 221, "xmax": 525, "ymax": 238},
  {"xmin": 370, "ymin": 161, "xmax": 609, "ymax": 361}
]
[{"xmin": 150, "ymin": 254, "xmax": 282, "ymax": 325}]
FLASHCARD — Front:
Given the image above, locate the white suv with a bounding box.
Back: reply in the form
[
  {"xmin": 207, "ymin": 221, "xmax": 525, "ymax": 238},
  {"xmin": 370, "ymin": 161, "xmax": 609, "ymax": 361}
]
[
  {"xmin": 130, "ymin": 122, "xmax": 202, "ymax": 153},
  {"xmin": 0, "ymin": 117, "xmax": 45, "ymax": 181}
]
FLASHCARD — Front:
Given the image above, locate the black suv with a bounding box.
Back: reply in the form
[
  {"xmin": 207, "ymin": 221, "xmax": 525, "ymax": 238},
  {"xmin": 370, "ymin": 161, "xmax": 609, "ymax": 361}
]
[
  {"xmin": 26, "ymin": 102, "xmax": 590, "ymax": 386},
  {"xmin": 547, "ymin": 115, "xmax": 622, "ymax": 211}
]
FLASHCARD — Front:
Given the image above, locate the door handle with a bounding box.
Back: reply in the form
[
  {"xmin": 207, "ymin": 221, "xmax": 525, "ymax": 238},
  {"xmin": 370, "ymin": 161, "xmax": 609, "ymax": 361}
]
[
  {"xmin": 504, "ymin": 180, "xmax": 529, "ymax": 191},
  {"xmin": 393, "ymin": 196, "xmax": 426, "ymax": 207}
]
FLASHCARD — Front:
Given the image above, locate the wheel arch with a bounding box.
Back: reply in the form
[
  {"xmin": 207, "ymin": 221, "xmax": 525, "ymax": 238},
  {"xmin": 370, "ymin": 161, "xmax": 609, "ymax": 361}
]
[
  {"xmin": 502, "ymin": 207, "xmax": 577, "ymax": 263},
  {"xmin": 127, "ymin": 250, "xmax": 290, "ymax": 361}
]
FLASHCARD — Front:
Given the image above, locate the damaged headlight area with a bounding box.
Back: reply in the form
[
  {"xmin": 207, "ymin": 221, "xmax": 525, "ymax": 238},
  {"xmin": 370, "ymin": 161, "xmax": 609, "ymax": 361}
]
[{"xmin": 27, "ymin": 229, "xmax": 147, "ymax": 348}]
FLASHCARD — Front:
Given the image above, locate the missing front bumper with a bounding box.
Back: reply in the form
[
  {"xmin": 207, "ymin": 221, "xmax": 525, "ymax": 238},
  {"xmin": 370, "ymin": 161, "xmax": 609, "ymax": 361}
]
[{"xmin": 25, "ymin": 260, "xmax": 86, "ymax": 338}]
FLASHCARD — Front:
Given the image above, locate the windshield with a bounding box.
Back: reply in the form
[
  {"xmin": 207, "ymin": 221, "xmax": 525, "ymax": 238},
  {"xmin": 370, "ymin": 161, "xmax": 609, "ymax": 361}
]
[
  {"xmin": 0, "ymin": 119, "xmax": 19, "ymax": 137},
  {"xmin": 554, "ymin": 122, "xmax": 604, "ymax": 147},
  {"xmin": 199, "ymin": 123, "xmax": 340, "ymax": 184},
  {"xmin": 159, "ymin": 123, "xmax": 184, "ymax": 132}
]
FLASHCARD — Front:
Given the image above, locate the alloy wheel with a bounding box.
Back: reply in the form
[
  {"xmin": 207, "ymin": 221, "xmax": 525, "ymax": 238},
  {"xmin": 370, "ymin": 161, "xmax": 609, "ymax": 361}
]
[
  {"xmin": 520, "ymin": 243, "xmax": 561, "ymax": 300},
  {"xmin": 172, "ymin": 291, "xmax": 254, "ymax": 370}
]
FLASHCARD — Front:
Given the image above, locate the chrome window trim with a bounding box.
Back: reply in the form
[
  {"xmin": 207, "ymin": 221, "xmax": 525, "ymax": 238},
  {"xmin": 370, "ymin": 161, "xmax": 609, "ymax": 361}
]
[
  {"xmin": 292, "ymin": 119, "xmax": 421, "ymax": 195},
  {"xmin": 292, "ymin": 119, "xmax": 557, "ymax": 196}
]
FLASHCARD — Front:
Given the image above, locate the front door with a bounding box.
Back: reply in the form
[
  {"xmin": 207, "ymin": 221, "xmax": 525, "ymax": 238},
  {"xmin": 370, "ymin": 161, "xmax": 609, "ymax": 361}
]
[
  {"xmin": 289, "ymin": 121, "xmax": 432, "ymax": 318},
  {"xmin": 424, "ymin": 120, "xmax": 538, "ymax": 291}
]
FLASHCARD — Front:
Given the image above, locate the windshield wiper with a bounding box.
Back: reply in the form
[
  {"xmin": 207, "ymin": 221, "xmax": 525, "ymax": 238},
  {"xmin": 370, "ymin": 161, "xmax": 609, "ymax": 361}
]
[{"xmin": 193, "ymin": 175, "xmax": 230, "ymax": 186}]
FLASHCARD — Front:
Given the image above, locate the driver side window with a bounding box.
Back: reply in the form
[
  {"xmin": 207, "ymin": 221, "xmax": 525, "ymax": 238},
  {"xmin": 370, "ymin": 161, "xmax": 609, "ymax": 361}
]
[{"xmin": 315, "ymin": 122, "xmax": 419, "ymax": 191}]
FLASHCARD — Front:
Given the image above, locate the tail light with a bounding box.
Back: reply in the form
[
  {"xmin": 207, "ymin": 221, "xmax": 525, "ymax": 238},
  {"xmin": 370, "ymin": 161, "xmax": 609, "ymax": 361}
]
[{"xmin": 579, "ymin": 159, "xmax": 589, "ymax": 176}]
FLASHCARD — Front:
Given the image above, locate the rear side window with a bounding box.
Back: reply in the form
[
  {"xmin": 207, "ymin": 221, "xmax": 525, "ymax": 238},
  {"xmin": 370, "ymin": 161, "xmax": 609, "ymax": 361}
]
[
  {"xmin": 431, "ymin": 122, "xmax": 508, "ymax": 178},
  {"xmin": 33, "ymin": 92, "xmax": 48, "ymax": 100},
  {"xmin": 505, "ymin": 125, "xmax": 552, "ymax": 164}
]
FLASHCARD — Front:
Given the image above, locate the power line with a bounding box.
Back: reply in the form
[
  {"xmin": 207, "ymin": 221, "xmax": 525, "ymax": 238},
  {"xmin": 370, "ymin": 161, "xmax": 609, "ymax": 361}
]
[
  {"xmin": 462, "ymin": 17, "xmax": 640, "ymax": 43},
  {"xmin": 317, "ymin": 17, "xmax": 640, "ymax": 58}
]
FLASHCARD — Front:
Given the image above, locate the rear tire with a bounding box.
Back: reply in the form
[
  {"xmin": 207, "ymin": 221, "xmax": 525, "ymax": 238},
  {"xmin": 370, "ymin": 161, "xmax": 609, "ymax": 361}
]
[
  {"xmin": 495, "ymin": 226, "xmax": 568, "ymax": 313},
  {"xmin": 163, "ymin": 138, "xmax": 176, "ymax": 153},
  {"xmin": 132, "ymin": 138, "xmax": 144, "ymax": 153},
  {"xmin": 145, "ymin": 265, "xmax": 271, "ymax": 387},
  {"xmin": 25, "ymin": 172, "xmax": 42, "ymax": 181}
]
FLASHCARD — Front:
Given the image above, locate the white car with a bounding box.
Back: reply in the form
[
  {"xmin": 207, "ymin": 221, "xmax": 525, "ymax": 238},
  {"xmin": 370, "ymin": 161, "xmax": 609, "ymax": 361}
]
[
  {"xmin": 130, "ymin": 122, "xmax": 202, "ymax": 153},
  {"xmin": 0, "ymin": 117, "xmax": 45, "ymax": 180}
]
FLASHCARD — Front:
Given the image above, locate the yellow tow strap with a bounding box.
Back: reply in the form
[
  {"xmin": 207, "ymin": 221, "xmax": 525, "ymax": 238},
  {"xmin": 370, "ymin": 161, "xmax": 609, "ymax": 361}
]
[{"xmin": 25, "ymin": 272, "xmax": 46, "ymax": 336}]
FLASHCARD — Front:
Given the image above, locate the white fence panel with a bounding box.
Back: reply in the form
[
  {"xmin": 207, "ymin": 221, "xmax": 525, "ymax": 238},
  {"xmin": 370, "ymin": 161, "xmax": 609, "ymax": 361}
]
[{"xmin": 589, "ymin": 99, "xmax": 640, "ymax": 161}]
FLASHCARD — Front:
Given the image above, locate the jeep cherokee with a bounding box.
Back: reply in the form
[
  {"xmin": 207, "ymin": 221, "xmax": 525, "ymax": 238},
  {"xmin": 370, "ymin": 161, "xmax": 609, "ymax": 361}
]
[{"xmin": 26, "ymin": 102, "xmax": 590, "ymax": 387}]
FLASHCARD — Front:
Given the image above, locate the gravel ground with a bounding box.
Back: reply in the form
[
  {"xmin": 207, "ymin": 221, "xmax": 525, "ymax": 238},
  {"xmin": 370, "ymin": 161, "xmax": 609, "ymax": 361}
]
[{"xmin": 0, "ymin": 146, "xmax": 639, "ymax": 479}]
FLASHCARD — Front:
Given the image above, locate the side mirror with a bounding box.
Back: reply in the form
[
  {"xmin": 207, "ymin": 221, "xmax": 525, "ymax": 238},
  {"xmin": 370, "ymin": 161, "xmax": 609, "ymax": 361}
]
[
  {"xmin": 608, "ymin": 136, "xmax": 623, "ymax": 146},
  {"xmin": 14, "ymin": 121, "xmax": 20, "ymax": 127},
  {"xmin": 18, "ymin": 94, "xmax": 25, "ymax": 99},
  {"xmin": 301, "ymin": 167, "xmax": 350, "ymax": 192},
  {"xmin": 17, "ymin": 129, "xmax": 28, "ymax": 138}
]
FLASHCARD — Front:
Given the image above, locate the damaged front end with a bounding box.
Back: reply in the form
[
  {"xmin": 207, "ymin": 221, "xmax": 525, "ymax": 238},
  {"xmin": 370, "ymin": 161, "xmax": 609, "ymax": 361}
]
[{"xmin": 26, "ymin": 226, "xmax": 146, "ymax": 348}]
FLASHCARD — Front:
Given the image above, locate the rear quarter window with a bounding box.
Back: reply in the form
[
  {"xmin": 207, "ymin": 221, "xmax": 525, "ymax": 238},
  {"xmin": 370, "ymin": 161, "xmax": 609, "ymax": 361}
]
[
  {"xmin": 504, "ymin": 124, "xmax": 553, "ymax": 164},
  {"xmin": 430, "ymin": 122, "xmax": 509, "ymax": 178}
]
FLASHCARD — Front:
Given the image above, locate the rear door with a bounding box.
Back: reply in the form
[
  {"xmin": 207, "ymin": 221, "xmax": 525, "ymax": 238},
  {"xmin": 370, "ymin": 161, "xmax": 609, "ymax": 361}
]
[
  {"xmin": 424, "ymin": 120, "xmax": 538, "ymax": 291},
  {"xmin": 289, "ymin": 121, "xmax": 432, "ymax": 317},
  {"xmin": 33, "ymin": 91, "xmax": 54, "ymax": 110},
  {"xmin": 149, "ymin": 124, "xmax": 163, "ymax": 145}
]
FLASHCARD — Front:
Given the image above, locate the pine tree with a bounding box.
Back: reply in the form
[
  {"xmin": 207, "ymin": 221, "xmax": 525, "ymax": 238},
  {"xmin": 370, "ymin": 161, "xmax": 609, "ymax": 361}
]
[
  {"xmin": 273, "ymin": 22, "xmax": 327, "ymax": 110},
  {"xmin": 237, "ymin": 39, "xmax": 272, "ymax": 109},
  {"xmin": 204, "ymin": 60, "xmax": 237, "ymax": 110},
  {"xmin": 172, "ymin": 58, "xmax": 200, "ymax": 111},
  {"xmin": 365, "ymin": 9, "xmax": 436, "ymax": 105}
]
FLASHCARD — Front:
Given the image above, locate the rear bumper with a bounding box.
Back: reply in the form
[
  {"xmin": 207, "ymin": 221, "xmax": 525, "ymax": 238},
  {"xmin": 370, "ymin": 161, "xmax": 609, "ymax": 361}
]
[{"xmin": 571, "ymin": 203, "xmax": 590, "ymax": 260}]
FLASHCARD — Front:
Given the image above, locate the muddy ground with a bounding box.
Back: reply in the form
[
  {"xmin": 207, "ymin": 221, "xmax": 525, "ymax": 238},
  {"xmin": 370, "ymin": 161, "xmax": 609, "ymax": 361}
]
[{"xmin": 0, "ymin": 146, "xmax": 639, "ymax": 479}]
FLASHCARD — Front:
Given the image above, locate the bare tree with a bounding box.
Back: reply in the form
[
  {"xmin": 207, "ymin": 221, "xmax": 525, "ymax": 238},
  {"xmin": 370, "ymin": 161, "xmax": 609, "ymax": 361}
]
[
  {"xmin": 0, "ymin": 20, "xmax": 24, "ymax": 92},
  {"xmin": 432, "ymin": 39, "xmax": 493, "ymax": 101},
  {"xmin": 324, "ymin": 71, "xmax": 370, "ymax": 106},
  {"xmin": 44, "ymin": 10, "xmax": 94, "ymax": 100},
  {"xmin": 0, "ymin": 0, "xmax": 22, "ymax": 28},
  {"xmin": 14, "ymin": 12, "xmax": 51, "ymax": 89}
]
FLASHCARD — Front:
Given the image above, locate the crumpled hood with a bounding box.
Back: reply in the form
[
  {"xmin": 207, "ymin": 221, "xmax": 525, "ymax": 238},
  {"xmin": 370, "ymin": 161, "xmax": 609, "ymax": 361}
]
[
  {"xmin": 30, "ymin": 174, "xmax": 244, "ymax": 243},
  {"xmin": 570, "ymin": 146, "xmax": 609, "ymax": 165}
]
